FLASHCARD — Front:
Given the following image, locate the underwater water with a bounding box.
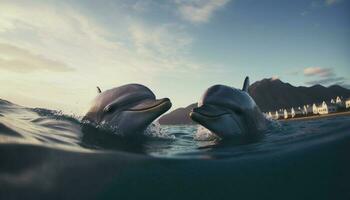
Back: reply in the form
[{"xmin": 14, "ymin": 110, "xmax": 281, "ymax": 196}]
[{"xmin": 0, "ymin": 99, "xmax": 350, "ymax": 200}]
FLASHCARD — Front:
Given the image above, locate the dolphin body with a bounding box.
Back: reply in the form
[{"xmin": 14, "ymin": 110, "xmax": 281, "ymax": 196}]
[
  {"xmin": 190, "ymin": 77, "xmax": 268, "ymax": 140},
  {"xmin": 83, "ymin": 84, "xmax": 171, "ymax": 137}
]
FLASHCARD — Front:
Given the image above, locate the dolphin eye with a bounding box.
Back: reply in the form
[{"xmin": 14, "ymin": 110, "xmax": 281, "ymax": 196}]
[
  {"xmin": 233, "ymin": 109, "xmax": 243, "ymax": 115},
  {"xmin": 103, "ymin": 104, "xmax": 117, "ymax": 113}
]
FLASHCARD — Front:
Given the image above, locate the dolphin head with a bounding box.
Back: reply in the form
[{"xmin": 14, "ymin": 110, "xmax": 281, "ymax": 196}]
[
  {"xmin": 190, "ymin": 77, "xmax": 265, "ymax": 139},
  {"xmin": 84, "ymin": 84, "xmax": 171, "ymax": 137}
]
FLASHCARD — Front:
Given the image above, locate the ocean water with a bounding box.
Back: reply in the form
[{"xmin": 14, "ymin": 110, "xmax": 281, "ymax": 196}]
[{"xmin": 0, "ymin": 99, "xmax": 350, "ymax": 200}]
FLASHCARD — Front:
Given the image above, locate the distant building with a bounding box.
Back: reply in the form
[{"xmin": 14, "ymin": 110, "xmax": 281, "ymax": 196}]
[
  {"xmin": 312, "ymin": 103, "xmax": 318, "ymax": 114},
  {"xmin": 303, "ymin": 105, "xmax": 313, "ymax": 115},
  {"xmin": 331, "ymin": 99, "xmax": 335, "ymax": 104},
  {"xmin": 336, "ymin": 96, "xmax": 342, "ymax": 104},
  {"xmin": 317, "ymin": 101, "xmax": 337, "ymax": 115},
  {"xmin": 346, "ymin": 98, "xmax": 350, "ymax": 109},
  {"xmin": 335, "ymin": 96, "xmax": 346, "ymax": 111},
  {"xmin": 303, "ymin": 105, "xmax": 308, "ymax": 115},
  {"xmin": 291, "ymin": 107, "xmax": 295, "ymax": 118},
  {"xmin": 268, "ymin": 112, "xmax": 273, "ymax": 118},
  {"xmin": 274, "ymin": 111, "xmax": 280, "ymax": 119},
  {"xmin": 295, "ymin": 107, "xmax": 303, "ymax": 117},
  {"xmin": 283, "ymin": 109, "xmax": 288, "ymax": 119}
]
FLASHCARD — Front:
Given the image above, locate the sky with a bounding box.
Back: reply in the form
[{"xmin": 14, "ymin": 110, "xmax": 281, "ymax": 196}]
[{"xmin": 0, "ymin": 0, "xmax": 349, "ymax": 115}]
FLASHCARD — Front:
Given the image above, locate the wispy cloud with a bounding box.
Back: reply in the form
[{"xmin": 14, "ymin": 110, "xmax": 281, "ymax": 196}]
[
  {"xmin": 303, "ymin": 67, "xmax": 334, "ymax": 77},
  {"xmin": 129, "ymin": 23, "xmax": 192, "ymax": 58},
  {"xmin": 128, "ymin": 23, "xmax": 196, "ymax": 71},
  {"xmin": 175, "ymin": 0, "xmax": 230, "ymax": 24},
  {"xmin": 132, "ymin": 0, "xmax": 152, "ymax": 13},
  {"xmin": 0, "ymin": 43, "xmax": 73, "ymax": 73},
  {"xmin": 0, "ymin": 1, "xmax": 207, "ymax": 112},
  {"xmin": 0, "ymin": 1, "xmax": 123, "ymax": 70},
  {"xmin": 311, "ymin": 0, "xmax": 343, "ymax": 7},
  {"xmin": 305, "ymin": 77, "xmax": 345, "ymax": 85},
  {"xmin": 271, "ymin": 75, "xmax": 279, "ymax": 80},
  {"xmin": 303, "ymin": 67, "xmax": 348, "ymax": 88},
  {"xmin": 325, "ymin": 0, "xmax": 343, "ymax": 6},
  {"xmin": 0, "ymin": 1, "xmax": 199, "ymax": 76}
]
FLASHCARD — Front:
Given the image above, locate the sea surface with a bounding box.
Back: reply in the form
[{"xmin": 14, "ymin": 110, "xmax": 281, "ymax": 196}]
[{"xmin": 0, "ymin": 99, "xmax": 350, "ymax": 200}]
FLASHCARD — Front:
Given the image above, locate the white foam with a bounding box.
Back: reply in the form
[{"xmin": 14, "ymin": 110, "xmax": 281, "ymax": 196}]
[
  {"xmin": 144, "ymin": 121, "xmax": 175, "ymax": 139},
  {"xmin": 194, "ymin": 125, "xmax": 219, "ymax": 141}
]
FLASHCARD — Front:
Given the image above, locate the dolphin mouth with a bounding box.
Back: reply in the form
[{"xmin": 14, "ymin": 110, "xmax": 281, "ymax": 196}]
[
  {"xmin": 127, "ymin": 98, "xmax": 171, "ymax": 112},
  {"xmin": 190, "ymin": 104, "xmax": 230, "ymax": 119},
  {"xmin": 190, "ymin": 105, "xmax": 244, "ymax": 138},
  {"xmin": 190, "ymin": 111, "xmax": 229, "ymax": 122},
  {"xmin": 190, "ymin": 110, "xmax": 230, "ymax": 119}
]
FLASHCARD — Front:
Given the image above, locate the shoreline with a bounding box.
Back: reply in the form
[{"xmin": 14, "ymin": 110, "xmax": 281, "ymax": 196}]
[
  {"xmin": 160, "ymin": 111, "xmax": 350, "ymax": 125},
  {"xmin": 278, "ymin": 110, "xmax": 350, "ymax": 122}
]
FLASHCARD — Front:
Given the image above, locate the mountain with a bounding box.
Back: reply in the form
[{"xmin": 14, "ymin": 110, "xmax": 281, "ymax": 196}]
[
  {"xmin": 158, "ymin": 78, "xmax": 350, "ymax": 125},
  {"xmin": 248, "ymin": 78, "xmax": 350, "ymax": 112},
  {"xmin": 158, "ymin": 103, "xmax": 197, "ymax": 125}
]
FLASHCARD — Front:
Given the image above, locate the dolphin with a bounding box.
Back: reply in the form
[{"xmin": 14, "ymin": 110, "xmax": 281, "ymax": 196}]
[
  {"xmin": 190, "ymin": 77, "xmax": 267, "ymax": 140},
  {"xmin": 83, "ymin": 84, "xmax": 171, "ymax": 137}
]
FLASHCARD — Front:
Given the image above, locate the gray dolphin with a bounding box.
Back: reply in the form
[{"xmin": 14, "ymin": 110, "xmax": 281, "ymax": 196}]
[
  {"xmin": 83, "ymin": 84, "xmax": 171, "ymax": 137},
  {"xmin": 190, "ymin": 77, "xmax": 267, "ymax": 140}
]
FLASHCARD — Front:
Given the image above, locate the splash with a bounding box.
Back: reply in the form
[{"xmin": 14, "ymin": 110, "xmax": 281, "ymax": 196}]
[
  {"xmin": 194, "ymin": 125, "xmax": 219, "ymax": 141},
  {"xmin": 144, "ymin": 121, "xmax": 175, "ymax": 139}
]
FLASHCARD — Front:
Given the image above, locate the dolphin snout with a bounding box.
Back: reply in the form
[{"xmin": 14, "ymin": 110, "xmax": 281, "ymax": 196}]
[
  {"xmin": 158, "ymin": 97, "xmax": 172, "ymax": 111},
  {"xmin": 127, "ymin": 98, "xmax": 171, "ymax": 112},
  {"xmin": 160, "ymin": 97, "xmax": 171, "ymax": 104},
  {"xmin": 189, "ymin": 107, "xmax": 201, "ymax": 120},
  {"xmin": 191, "ymin": 104, "xmax": 230, "ymax": 118},
  {"xmin": 191, "ymin": 107, "xmax": 199, "ymax": 114}
]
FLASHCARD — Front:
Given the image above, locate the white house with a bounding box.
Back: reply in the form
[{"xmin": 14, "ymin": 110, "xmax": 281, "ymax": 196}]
[
  {"xmin": 267, "ymin": 112, "xmax": 273, "ymax": 119},
  {"xmin": 303, "ymin": 105, "xmax": 308, "ymax": 115},
  {"xmin": 274, "ymin": 111, "xmax": 280, "ymax": 119},
  {"xmin": 317, "ymin": 101, "xmax": 337, "ymax": 115},
  {"xmin": 283, "ymin": 109, "xmax": 288, "ymax": 119},
  {"xmin": 291, "ymin": 107, "xmax": 295, "ymax": 118},
  {"xmin": 303, "ymin": 105, "xmax": 313, "ymax": 115},
  {"xmin": 331, "ymin": 99, "xmax": 335, "ymax": 104},
  {"xmin": 295, "ymin": 107, "xmax": 303, "ymax": 117},
  {"xmin": 312, "ymin": 103, "xmax": 318, "ymax": 114},
  {"xmin": 346, "ymin": 98, "xmax": 350, "ymax": 109},
  {"xmin": 336, "ymin": 96, "xmax": 342, "ymax": 104}
]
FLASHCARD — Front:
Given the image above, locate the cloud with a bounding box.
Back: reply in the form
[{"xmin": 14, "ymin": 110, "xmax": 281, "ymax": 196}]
[
  {"xmin": 271, "ymin": 75, "xmax": 279, "ymax": 80},
  {"xmin": 311, "ymin": 0, "xmax": 343, "ymax": 7},
  {"xmin": 0, "ymin": 1, "xmax": 207, "ymax": 112},
  {"xmin": 0, "ymin": 43, "xmax": 73, "ymax": 73},
  {"xmin": 303, "ymin": 66, "xmax": 349, "ymax": 87},
  {"xmin": 0, "ymin": 1, "xmax": 199, "ymax": 76},
  {"xmin": 132, "ymin": 0, "xmax": 152, "ymax": 13},
  {"xmin": 129, "ymin": 23, "xmax": 192, "ymax": 60},
  {"xmin": 305, "ymin": 77, "xmax": 346, "ymax": 85},
  {"xmin": 127, "ymin": 22, "xmax": 204, "ymax": 75},
  {"xmin": 175, "ymin": 0, "xmax": 230, "ymax": 24},
  {"xmin": 303, "ymin": 67, "xmax": 334, "ymax": 77},
  {"xmin": 325, "ymin": 0, "xmax": 343, "ymax": 6},
  {"xmin": 0, "ymin": 1, "xmax": 124, "ymax": 68}
]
